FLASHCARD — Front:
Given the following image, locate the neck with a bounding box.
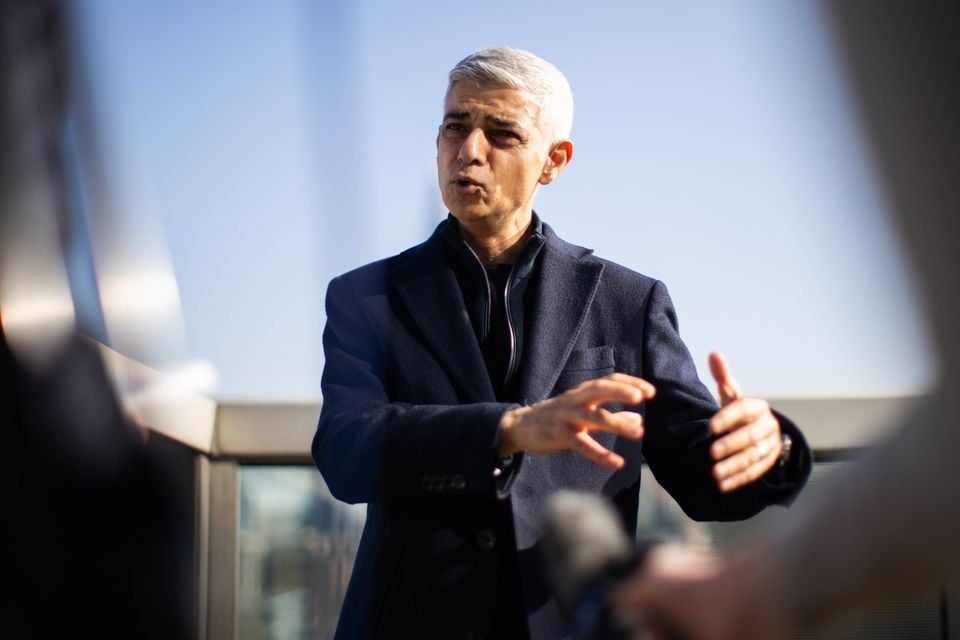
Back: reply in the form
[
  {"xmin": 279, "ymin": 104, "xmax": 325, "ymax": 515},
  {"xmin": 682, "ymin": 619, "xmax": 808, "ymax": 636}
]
[{"xmin": 458, "ymin": 211, "xmax": 533, "ymax": 263}]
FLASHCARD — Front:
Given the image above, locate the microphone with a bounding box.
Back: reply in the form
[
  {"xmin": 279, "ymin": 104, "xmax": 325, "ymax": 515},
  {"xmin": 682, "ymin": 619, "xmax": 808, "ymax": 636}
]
[{"xmin": 541, "ymin": 491, "xmax": 668, "ymax": 640}]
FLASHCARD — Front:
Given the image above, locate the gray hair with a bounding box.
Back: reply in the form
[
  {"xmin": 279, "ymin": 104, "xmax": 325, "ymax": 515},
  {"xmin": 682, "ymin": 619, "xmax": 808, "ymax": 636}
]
[{"xmin": 446, "ymin": 47, "xmax": 574, "ymax": 145}]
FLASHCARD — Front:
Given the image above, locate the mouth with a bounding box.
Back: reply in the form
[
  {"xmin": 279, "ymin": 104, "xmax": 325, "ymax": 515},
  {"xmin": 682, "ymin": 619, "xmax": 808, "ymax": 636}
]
[{"xmin": 453, "ymin": 176, "xmax": 483, "ymax": 189}]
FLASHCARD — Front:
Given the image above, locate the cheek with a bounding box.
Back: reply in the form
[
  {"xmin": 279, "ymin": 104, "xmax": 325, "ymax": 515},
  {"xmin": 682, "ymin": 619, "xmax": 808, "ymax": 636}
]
[
  {"xmin": 511, "ymin": 167, "xmax": 541, "ymax": 195},
  {"xmin": 437, "ymin": 141, "xmax": 457, "ymax": 165}
]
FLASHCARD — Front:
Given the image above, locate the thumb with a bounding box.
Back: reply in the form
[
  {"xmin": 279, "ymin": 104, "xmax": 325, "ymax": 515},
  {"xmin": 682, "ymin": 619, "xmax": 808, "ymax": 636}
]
[{"xmin": 709, "ymin": 351, "xmax": 742, "ymax": 406}]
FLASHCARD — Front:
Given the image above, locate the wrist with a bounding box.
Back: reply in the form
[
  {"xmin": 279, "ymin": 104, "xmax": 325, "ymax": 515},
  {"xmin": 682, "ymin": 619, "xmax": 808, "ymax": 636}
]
[{"xmin": 497, "ymin": 406, "xmax": 529, "ymax": 457}]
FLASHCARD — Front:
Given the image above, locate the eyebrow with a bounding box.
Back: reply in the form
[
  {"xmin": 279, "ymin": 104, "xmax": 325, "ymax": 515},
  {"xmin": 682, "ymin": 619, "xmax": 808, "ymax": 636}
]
[
  {"xmin": 442, "ymin": 110, "xmax": 524, "ymax": 131},
  {"xmin": 487, "ymin": 116, "xmax": 521, "ymax": 129}
]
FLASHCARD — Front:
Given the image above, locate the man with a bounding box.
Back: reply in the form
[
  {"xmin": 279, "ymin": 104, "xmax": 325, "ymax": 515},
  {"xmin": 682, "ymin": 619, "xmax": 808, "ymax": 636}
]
[{"xmin": 312, "ymin": 47, "xmax": 811, "ymax": 639}]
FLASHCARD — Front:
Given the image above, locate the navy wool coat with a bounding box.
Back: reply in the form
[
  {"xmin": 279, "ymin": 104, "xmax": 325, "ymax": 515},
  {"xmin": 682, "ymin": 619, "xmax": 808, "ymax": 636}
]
[{"xmin": 313, "ymin": 218, "xmax": 810, "ymax": 639}]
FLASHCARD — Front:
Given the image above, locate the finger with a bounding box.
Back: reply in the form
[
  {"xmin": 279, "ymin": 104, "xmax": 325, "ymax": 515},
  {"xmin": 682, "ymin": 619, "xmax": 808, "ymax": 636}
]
[
  {"xmin": 568, "ymin": 377, "xmax": 655, "ymax": 407},
  {"xmin": 572, "ymin": 430, "xmax": 625, "ymax": 469},
  {"xmin": 571, "ymin": 406, "xmax": 644, "ymax": 439},
  {"xmin": 709, "ymin": 412, "xmax": 779, "ymax": 460},
  {"xmin": 584, "ymin": 374, "xmax": 657, "ymax": 403},
  {"xmin": 709, "ymin": 397, "xmax": 772, "ymax": 435},
  {"xmin": 713, "ymin": 431, "xmax": 782, "ymax": 481},
  {"xmin": 714, "ymin": 434, "xmax": 782, "ymax": 492},
  {"xmin": 603, "ymin": 372, "xmax": 658, "ymax": 399},
  {"xmin": 708, "ymin": 351, "xmax": 742, "ymax": 406}
]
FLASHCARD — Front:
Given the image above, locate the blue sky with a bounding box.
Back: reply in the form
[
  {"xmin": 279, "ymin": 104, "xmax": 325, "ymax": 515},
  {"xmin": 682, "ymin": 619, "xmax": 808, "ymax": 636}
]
[{"xmin": 72, "ymin": 0, "xmax": 934, "ymax": 399}]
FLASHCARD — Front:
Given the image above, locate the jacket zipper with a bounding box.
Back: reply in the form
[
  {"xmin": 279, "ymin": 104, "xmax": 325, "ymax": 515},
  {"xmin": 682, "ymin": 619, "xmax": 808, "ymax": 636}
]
[
  {"xmin": 462, "ymin": 241, "xmax": 492, "ymax": 341},
  {"xmin": 503, "ymin": 263, "xmax": 518, "ymax": 388},
  {"xmin": 462, "ymin": 241, "xmax": 519, "ymax": 389}
]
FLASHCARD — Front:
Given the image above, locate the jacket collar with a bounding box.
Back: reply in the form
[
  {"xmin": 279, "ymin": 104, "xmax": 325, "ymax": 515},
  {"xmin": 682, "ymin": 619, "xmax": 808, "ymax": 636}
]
[
  {"xmin": 438, "ymin": 213, "xmax": 545, "ymax": 272},
  {"xmin": 389, "ymin": 214, "xmax": 603, "ymax": 404},
  {"xmin": 514, "ymin": 222, "xmax": 604, "ymax": 403},
  {"xmin": 389, "ymin": 220, "xmax": 495, "ymax": 403}
]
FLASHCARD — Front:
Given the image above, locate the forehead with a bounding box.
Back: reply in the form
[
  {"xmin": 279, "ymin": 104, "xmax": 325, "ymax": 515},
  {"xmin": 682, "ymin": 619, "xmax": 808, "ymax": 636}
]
[{"xmin": 443, "ymin": 82, "xmax": 541, "ymax": 126}]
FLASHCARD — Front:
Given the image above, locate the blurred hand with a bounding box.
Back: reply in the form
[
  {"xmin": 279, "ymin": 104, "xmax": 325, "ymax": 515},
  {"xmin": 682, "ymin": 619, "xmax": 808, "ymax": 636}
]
[
  {"xmin": 497, "ymin": 372, "xmax": 655, "ymax": 469},
  {"xmin": 611, "ymin": 542, "xmax": 785, "ymax": 640},
  {"xmin": 708, "ymin": 352, "xmax": 782, "ymax": 492}
]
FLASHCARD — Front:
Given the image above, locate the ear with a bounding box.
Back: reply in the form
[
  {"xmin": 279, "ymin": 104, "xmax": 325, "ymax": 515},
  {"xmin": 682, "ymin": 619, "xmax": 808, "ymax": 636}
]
[{"xmin": 539, "ymin": 139, "xmax": 574, "ymax": 185}]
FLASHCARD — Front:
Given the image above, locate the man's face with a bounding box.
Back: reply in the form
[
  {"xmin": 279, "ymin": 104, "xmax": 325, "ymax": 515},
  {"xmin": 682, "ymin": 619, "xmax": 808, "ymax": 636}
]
[{"xmin": 437, "ymin": 82, "xmax": 554, "ymax": 227}]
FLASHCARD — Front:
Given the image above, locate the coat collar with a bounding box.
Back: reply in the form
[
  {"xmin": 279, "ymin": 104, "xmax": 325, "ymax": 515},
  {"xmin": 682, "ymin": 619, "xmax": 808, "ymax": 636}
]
[
  {"xmin": 389, "ymin": 222, "xmax": 496, "ymax": 403},
  {"xmin": 515, "ymin": 222, "xmax": 604, "ymax": 403},
  {"xmin": 389, "ymin": 216, "xmax": 604, "ymax": 404}
]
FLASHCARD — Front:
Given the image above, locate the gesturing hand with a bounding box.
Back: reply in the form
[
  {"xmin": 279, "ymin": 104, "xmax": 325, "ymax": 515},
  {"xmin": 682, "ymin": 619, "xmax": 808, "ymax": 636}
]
[
  {"xmin": 496, "ymin": 373, "xmax": 655, "ymax": 470},
  {"xmin": 707, "ymin": 352, "xmax": 782, "ymax": 492}
]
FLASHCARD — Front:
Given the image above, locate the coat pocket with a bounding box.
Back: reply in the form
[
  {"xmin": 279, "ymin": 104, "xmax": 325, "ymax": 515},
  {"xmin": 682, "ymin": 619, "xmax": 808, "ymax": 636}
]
[
  {"xmin": 555, "ymin": 345, "xmax": 616, "ymax": 391},
  {"xmin": 562, "ymin": 345, "xmax": 615, "ymax": 372}
]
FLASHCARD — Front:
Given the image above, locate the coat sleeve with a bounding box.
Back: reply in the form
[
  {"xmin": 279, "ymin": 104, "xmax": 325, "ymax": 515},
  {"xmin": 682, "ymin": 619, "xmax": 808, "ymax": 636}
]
[
  {"xmin": 312, "ymin": 274, "xmax": 520, "ymax": 505},
  {"xmin": 639, "ymin": 280, "xmax": 811, "ymax": 522}
]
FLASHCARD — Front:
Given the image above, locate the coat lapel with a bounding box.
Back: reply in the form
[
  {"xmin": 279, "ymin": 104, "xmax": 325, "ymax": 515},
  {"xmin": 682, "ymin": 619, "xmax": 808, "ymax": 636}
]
[
  {"xmin": 516, "ymin": 228, "xmax": 604, "ymax": 403},
  {"xmin": 390, "ymin": 237, "xmax": 496, "ymax": 403}
]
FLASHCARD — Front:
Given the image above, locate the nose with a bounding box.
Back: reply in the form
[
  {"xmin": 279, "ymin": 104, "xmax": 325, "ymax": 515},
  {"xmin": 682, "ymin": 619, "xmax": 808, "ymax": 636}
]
[{"xmin": 457, "ymin": 128, "xmax": 488, "ymax": 165}]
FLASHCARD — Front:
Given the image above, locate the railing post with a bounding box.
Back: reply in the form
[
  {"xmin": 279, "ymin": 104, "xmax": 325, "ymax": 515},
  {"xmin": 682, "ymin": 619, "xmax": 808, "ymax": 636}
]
[{"xmin": 207, "ymin": 460, "xmax": 239, "ymax": 640}]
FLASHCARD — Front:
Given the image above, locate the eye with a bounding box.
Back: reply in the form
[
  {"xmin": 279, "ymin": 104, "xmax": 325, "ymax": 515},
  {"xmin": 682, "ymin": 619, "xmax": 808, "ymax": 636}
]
[
  {"xmin": 490, "ymin": 130, "xmax": 521, "ymax": 145},
  {"xmin": 441, "ymin": 123, "xmax": 469, "ymax": 142}
]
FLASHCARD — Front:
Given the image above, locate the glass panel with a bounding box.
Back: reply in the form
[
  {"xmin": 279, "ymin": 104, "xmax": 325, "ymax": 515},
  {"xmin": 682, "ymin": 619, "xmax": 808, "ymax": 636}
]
[
  {"xmin": 238, "ymin": 467, "xmax": 365, "ymax": 640},
  {"xmin": 636, "ymin": 461, "xmax": 851, "ymax": 548},
  {"xmin": 238, "ymin": 463, "xmax": 941, "ymax": 639}
]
